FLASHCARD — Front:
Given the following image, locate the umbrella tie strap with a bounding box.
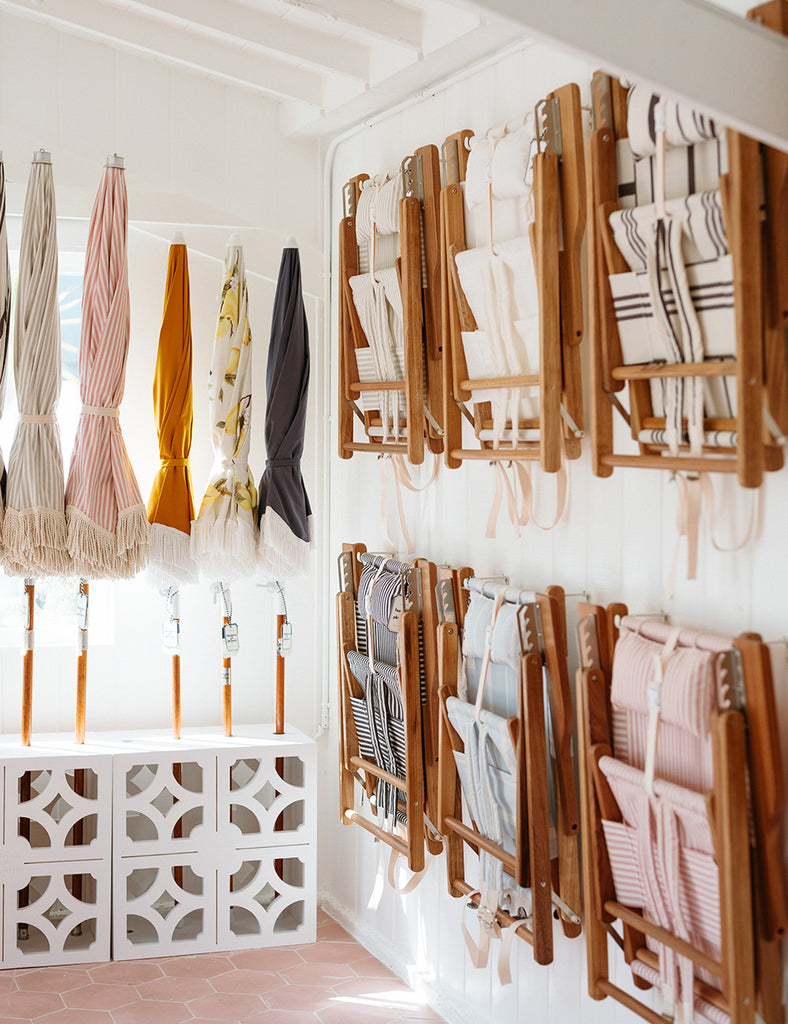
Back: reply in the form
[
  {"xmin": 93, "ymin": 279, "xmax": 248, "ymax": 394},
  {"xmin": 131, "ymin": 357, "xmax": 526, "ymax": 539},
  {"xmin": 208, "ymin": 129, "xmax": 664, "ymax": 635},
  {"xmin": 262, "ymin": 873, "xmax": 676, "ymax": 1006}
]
[
  {"xmin": 82, "ymin": 405, "xmax": 119, "ymax": 418},
  {"xmin": 162, "ymin": 458, "xmax": 189, "ymax": 466},
  {"xmin": 266, "ymin": 458, "xmax": 300, "ymax": 468},
  {"xmin": 19, "ymin": 414, "xmax": 55, "ymax": 424}
]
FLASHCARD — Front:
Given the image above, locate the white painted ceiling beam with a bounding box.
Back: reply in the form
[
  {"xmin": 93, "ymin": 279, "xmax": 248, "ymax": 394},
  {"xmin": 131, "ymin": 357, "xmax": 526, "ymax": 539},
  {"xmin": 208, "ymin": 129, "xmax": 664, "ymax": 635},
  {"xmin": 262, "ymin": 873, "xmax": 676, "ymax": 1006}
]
[
  {"xmin": 282, "ymin": 23, "xmax": 520, "ymax": 137},
  {"xmin": 119, "ymin": 0, "xmax": 369, "ymax": 80},
  {"xmin": 282, "ymin": 0, "xmax": 424, "ymax": 50},
  {"xmin": 461, "ymin": 0, "xmax": 788, "ymax": 151},
  {"xmin": 0, "ymin": 0, "xmax": 324, "ymax": 105}
]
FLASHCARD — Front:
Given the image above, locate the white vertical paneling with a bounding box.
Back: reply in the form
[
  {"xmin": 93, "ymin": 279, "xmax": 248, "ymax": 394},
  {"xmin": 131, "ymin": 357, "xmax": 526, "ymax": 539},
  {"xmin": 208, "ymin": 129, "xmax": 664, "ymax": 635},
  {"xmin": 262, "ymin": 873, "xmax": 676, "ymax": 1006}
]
[
  {"xmin": 115, "ymin": 52, "xmax": 173, "ymax": 194},
  {"xmin": 323, "ymin": 33, "xmax": 788, "ymax": 1024}
]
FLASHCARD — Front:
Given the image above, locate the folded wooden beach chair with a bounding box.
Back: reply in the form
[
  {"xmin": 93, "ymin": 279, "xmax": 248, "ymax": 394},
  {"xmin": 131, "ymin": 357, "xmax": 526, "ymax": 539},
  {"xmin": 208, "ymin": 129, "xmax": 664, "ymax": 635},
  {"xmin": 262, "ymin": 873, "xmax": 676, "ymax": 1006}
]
[
  {"xmin": 336, "ymin": 543, "xmax": 459, "ymax": 885},
  {"xmin": 337, "ymin": 145, "xmax": 444, "ymax": 466},
  {"xmin": 576, "ymin": 606, "xmax": 786, "ymax": 1024},
  {"xmin": 439, "ymin": 84, "xmax": 586, "ymax": 533},
  {"xmin": 586, "ymin": 2, "xmax": 788, "ymax": 579},
  {"xmin": 437, "ymin": 578, "xmax": 581, "ymax": 979}
]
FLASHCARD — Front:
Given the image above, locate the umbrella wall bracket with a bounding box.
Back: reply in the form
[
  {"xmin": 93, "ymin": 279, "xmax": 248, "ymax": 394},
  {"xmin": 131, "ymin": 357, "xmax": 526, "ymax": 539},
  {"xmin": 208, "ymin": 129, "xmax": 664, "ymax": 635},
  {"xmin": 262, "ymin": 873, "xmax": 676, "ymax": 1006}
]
[{"xmin": 439, "ymin": 81, "xmax": 586, "ymax": 481}]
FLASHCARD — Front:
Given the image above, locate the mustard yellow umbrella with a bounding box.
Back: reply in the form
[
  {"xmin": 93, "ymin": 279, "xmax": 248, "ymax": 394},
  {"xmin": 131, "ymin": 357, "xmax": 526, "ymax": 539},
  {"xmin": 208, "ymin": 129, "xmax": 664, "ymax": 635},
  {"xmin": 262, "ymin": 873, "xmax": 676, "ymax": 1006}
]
[
  {"xmin": 147, "ymin": 238, "xmax": 196, "ymax": 585},
  {"xmin": 147, "ymin": 237, "xmax": 196, "ymax": 739}
]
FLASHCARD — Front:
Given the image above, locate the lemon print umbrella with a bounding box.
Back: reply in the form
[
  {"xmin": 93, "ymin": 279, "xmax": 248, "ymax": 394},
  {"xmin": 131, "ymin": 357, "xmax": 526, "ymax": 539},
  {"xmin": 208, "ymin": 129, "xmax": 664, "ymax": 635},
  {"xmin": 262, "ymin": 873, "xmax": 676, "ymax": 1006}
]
[{"xmin": 191, "ymin": 238, "xmax": 258, "ymax": 580}]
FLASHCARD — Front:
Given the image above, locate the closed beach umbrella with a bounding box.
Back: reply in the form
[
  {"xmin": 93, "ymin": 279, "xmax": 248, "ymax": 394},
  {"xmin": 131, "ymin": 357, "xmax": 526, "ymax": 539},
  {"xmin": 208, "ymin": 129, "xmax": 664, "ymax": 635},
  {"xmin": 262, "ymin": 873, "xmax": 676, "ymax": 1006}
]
[
  {"xmin": 192, "ymin": 237, "xmax": 257, "ymax": 737},
  {"xmin": 0, "ymin": 156, "xmax": 10, "ymax": 524},
  {"xmin": 146, "ymin": 235, "xmax": 196, "ymax": 584},
  {"xmin": 257, "ymin": 240, "xmax": 312, "ymax": 579},
  {"xmin": 2, "ymin": 150, "xmax": 68, "ymax": 577},
  {"xmin": 191, "ymin": 238, "xmax": 257, "ymax": 579},
  {"xmin": 257, "ymin": 239, "xmax": 312, "ymax": 735},
  {"xmin": 147, "ymin": 234, "xmax": 195, "ymax": 740},
  {"xmin": 65, "ymin": 155, "xmax": 149, "ymax": 578}
]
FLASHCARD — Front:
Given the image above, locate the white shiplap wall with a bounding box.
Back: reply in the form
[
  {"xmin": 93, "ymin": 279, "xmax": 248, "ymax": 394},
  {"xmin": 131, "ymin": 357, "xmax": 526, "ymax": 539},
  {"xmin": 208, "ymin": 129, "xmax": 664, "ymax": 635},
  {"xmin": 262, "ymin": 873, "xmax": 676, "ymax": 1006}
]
[{"xmin": 320, "ymin": 38, "xmax": 788, "ymax": 1024}]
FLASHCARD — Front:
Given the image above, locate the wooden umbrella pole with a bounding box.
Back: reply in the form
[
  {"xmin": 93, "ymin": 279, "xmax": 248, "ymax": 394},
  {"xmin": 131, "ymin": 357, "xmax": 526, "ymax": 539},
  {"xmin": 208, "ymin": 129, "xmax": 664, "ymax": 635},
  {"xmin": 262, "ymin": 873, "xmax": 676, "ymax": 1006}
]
[
  {"xmin": 275, "ymin": 614, "xmax": 286, "ymax": 735},
  {"xmin": 222, "ymin": 615, "xmax": 232, "ymax": 737},
  {"xmin": 75, "ymin": 580, "xmax": 89, "ymax": 744},
  {"xmin": 21, "ymin": 579, "xmax": 35, "ymax": 746},
  {"xmin": 170, "ymin": 588, "xmax": 182, "ymax": 740}
]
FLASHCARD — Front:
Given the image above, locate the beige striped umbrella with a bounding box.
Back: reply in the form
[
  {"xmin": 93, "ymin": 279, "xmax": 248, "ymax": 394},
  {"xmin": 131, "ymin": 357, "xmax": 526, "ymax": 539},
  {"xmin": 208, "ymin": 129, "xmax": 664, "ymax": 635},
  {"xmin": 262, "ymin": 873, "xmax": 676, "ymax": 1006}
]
[
  {"xmin": 0, "ymin": 156, "xmax": 11, "ymax": 530},
  {"xmin": 65, "ymin": 155, "xmax": 149, "ymax": 578},
  {"xmin": 2, "ymin": 150, "xmax": 69, "ymax": 577}
]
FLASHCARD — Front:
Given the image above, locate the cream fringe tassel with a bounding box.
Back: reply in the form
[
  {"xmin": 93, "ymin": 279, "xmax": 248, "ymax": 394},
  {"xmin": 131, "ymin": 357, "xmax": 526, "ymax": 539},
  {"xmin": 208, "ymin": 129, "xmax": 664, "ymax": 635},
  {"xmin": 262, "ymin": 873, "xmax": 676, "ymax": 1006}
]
[
  {"xmin": 147, "ymin": 523, "xmax": 198, "ymax": 588},
  {"xmin": 190, "ymin": 515, "xmax": 258, "ymax": 581},
  {"xmin": 2, "ymin": 506, "xmax": 71, "ymax": 577},
  {"xmin": 66, "ymin": 504, "xmax": 150, "ymax": 579},
  {"xmin": 258, "ymin": 508, "xmax": 313, "ymax": 580}
]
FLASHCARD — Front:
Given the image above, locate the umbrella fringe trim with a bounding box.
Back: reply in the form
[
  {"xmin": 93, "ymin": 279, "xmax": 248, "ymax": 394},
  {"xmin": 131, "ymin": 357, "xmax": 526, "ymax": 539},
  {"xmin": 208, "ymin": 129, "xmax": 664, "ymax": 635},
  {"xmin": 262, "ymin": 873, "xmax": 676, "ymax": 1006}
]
[
  {"xmin": 66, "ymin": 504, "xmax": 150, "ymax": 579},
  {"xmin": 1, "ymin": 506, "xmax": 71, "ymax": 576},
  {"xmin": 190, "ymin": 515, "xmax": 258, "ymax": 580},
  {"xmin": 258, "ymin": 508, "xmax": 312, "ymax": 579},
  {"xmin": 148, "ymin": 523, "xmax": 198, "ymax": 586}
]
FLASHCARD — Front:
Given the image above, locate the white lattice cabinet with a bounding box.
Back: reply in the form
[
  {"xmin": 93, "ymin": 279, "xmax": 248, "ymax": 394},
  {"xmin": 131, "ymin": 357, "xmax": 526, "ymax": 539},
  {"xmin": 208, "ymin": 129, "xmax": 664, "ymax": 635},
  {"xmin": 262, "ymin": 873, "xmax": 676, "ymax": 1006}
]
[
  {"xmin": 109, "ymin": 726, "xmax": 317, "ymax": 959},
  {"xmin": 0, "ymin": 738, "xmax": 113, "ymax": 968}
]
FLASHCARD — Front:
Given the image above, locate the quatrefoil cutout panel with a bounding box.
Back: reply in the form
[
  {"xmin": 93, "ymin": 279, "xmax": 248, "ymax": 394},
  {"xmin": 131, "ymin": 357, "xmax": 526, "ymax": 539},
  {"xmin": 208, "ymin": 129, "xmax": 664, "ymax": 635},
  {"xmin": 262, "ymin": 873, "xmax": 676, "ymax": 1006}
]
[
  {"xmin": 223, "ymin": 757, "xmax": 307, "ymax": 843},
  {"xmin": 12, "ymin": 768, "xmax": 103, "ymax": 857}
]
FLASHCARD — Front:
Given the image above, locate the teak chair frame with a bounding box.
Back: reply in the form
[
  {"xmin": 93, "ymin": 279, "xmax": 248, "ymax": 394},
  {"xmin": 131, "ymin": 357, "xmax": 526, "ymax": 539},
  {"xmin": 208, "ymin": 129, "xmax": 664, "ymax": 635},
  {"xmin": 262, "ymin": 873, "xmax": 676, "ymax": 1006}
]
[
  {"xmin": 337, "ymin": 147, "xmax": 445, "ymax": 465},
  {"xmin": 587, "ymin": 9, "xmax": 788, "ymax": 487},
  {"xmin": 437, "ymin": 581, "xmax": 582, "ymax": 967},
  {"xmin": 336, "ymin": 542, "xmax": 445, "ymax": 872},
  {"xmin": 576, "ymin": 602, "xmax": 786, "ymax": 1024},
  {"xmin": 439, "ymin": 83, "xmax": 586, "ymax": 471}
]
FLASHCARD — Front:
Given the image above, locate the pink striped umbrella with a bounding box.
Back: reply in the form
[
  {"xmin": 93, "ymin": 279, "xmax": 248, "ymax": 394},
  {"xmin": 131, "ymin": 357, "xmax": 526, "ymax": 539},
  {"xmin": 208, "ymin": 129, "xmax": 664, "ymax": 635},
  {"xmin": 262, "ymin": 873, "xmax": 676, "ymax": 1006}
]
[{"xmin": 65, "ymin": 156, "xmax": 149, "ymax": 578}]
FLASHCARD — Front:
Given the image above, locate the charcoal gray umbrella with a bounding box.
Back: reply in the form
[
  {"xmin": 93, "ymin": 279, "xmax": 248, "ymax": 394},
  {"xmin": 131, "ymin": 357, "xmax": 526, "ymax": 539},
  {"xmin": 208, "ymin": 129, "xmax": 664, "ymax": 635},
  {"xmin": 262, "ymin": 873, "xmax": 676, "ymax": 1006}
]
[{"xmin": 257, "ymin": 238, "xmax": 312, "ymax": 733}]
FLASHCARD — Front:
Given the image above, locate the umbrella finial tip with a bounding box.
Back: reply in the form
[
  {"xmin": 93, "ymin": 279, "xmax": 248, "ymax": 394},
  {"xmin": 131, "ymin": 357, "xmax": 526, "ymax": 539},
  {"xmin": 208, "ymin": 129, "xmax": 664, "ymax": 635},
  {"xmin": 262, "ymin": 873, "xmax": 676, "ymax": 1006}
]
[
  {"xmin": 228, "ymin": 232, "xmax": 242, "ymax": 248},
  {"xmin": 284, "ymin": 235, "xmax": 298, "ymax": 249},
  {"xmin": 171, "ymin": 230, "xmax": 186, "ymax": 246}
]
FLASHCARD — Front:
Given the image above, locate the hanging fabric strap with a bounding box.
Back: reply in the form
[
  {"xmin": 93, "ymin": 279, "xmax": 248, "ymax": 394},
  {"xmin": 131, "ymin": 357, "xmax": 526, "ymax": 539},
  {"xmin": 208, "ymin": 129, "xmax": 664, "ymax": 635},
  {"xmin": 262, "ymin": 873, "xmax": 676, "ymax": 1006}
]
[
  {"xmin": 461, "ymin": 889, "xmax": 501, "ymax": 969},
  {"xmin": 645, "ymin": 626, "xmax": 681, "ymax": 794},
  {"xmin": 474, "ymin": 591, "xmax": 507, "ymax": 722},
  {"xmin": 486, "ymin": 462, "xmax": 523, "ymax": 539},
  {"xmin": 513, "ymin": 462, "xmax": 568, "ymax": 532},
  {"xmin": 379, "ymin": 456, "xmax": 414, "ymax": 554},
  {"xmin": 387, "ymin": 845, "xmax": 428, "ymax": 895},
  {"xmin": 497, "ymin": 915, "xmax": 532, "ymax": 985},
  {"xmin": 667, "ymin": 473, "xmax": 758, "ymax": 597}
]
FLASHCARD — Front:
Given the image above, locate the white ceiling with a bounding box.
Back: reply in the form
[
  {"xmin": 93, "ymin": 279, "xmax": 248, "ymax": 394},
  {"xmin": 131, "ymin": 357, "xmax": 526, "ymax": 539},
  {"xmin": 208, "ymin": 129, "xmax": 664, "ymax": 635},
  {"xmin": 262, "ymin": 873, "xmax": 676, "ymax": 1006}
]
[{"xmin": 0, "ymin": 0, "xmax": 525, "ymax": 137}]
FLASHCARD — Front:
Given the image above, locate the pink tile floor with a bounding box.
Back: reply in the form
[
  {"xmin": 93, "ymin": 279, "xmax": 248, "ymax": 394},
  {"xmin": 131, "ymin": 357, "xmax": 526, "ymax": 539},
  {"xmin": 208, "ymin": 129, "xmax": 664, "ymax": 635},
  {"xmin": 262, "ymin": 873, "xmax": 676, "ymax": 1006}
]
[{"xmin": 0, "ymin": 910, "xmax": 444, "ymax": 1023}]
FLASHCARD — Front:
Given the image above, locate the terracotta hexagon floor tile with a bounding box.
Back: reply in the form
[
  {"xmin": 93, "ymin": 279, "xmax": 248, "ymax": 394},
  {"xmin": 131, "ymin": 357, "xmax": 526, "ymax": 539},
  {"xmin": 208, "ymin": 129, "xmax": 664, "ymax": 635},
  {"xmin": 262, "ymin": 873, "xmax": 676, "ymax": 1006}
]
[
  {"xmin": 349, "ymin": 956, "xmax": 399, "ymax": 980},
  {"xmin": 161, "ymin": 955, "xmax": 234, "ymax": 980},
  {"xmin": 112, "ymin": 998, "xmax": 192, "ymax": 1024},
  {"xmin": 0, "ymin": 979, "xmax": 16, "ymax": 997},
  {"xmin": 328, "ymin": 979, "xmax": 437, "ymax": 1020},
  {"xmin": 136, "ymin": 975, "xmax": 215, "ymax": 1002},
  {"xmin": 34, "ymin": 1009, "xmax": 114, "ymax": 1024},
  {"xmin": 230, "ymin": 948, "xmax": 303, "ymax": 973},
  {"xmin": 396, "ymin": 1007, "xmax": 444, "ymax": 1021},
  {"xmin": 63, "ymin": 982, "xmax": 138, "ymax": 1010},
  {"xmin": 281, "ymin": 961, "xmax": 356, "ymax": 987},
  {"xmin": 16, "ymin": 969, "xmax": 88, "ymax": 993},
  {"xmin": 0, "ymin": 990, "xmax": 63, "ymax": 1018},
  {"xmin": 297, "ymin": 942, "xmax": 368, "ymax": 966},
  {"xmin": 265, "ymin": 984, "xmax": 335, "ymax": 1013},
  {"xmin": 316, "ymin": 1002, "xmax": 400, "ymax": 1024},
  {"xmin": 242, "ymin": 1012, "xmax": 322, "ymax": 1024},
  {"xmin": 315, "ymin": 919, "xmax": 354, "ymax": 943},
  {"xmin": 211, "ymin": 969, "xmax": 284, "ymax": 995},
  {"xmin": 187, "ymin": 992, "xmax": 265, "ymax": 1020},
  {"xmin": 89, "ymin": 961, "xmax": 164, "ymax": 986}
]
